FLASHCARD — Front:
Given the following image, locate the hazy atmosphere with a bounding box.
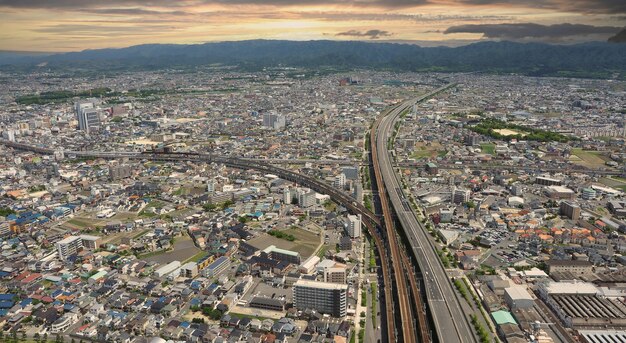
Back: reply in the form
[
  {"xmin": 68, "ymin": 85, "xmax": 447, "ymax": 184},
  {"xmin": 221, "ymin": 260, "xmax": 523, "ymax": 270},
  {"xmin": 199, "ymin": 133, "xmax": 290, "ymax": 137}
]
[{"xmin": 1, "ymin": 0, "xmax": 625, "ymax": 51}]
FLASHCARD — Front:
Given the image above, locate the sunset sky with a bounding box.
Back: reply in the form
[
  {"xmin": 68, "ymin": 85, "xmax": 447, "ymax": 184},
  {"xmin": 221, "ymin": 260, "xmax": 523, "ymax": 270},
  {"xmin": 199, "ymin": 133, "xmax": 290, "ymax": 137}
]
[{"xmin": 0, "ymin": 0, "xmax": 624, "ymax": 52}]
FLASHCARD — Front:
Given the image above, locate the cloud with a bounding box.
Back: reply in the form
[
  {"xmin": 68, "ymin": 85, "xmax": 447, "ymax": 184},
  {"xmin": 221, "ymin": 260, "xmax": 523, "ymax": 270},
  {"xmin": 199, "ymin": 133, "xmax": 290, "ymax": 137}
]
[
  {"xmin": 0, "ymin": 0, "xmax": 428, "ymax": 8},
  {"xmin": 454, "ymin": 0, "xmax": 626, "ymax": 14},
  {"xmin": 31, "ymin": 24, "xmax": 181, "ymax": 37},
  {"xmin": 336, "ymin": 29, "xmax": 393, "ymax": 39},
  {"xmin": 2, "ymin": 0, "xmax": 626, "ymax": 14},
  {"xmin": 86, "ymin": 8, "xmax": 190, "ymax": 16},
  {"xmin": 444, "ymin": 23, "xmax": 623, "ymax": 40},
  {"xmin": 296, "ymin": 12, "xmax": 512, "ymax": 22}
]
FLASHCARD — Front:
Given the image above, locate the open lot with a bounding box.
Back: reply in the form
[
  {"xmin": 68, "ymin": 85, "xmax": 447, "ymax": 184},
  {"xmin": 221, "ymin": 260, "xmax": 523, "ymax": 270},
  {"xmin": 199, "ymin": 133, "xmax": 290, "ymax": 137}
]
[
  {"xmin": 411, "ymin": 142, "xmax": 446, "ymax": 160},
  {"xmin": 493, "ymin": 128, "xmax": 526, "ymax": 137},
  {"xmin": 570, "ymin": 148, "xmax": 611, "ymax": 168},
  {"xmin": 247, "ymin": 226, "xmax": 321, "ymax": 259},
  {"xmin": 480, "ymin": 143, "xmax": 496, "ymax": 155},
  {"xmin": 141, "ymin": 235, "xmax": 201, "ymax": 264}
]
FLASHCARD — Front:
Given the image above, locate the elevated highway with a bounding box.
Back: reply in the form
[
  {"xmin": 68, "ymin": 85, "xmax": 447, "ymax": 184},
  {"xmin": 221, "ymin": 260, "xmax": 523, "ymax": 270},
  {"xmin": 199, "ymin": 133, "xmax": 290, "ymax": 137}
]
[{"xmin": 372, "ymin": 84, "xmax": 478, "ymax": 343}]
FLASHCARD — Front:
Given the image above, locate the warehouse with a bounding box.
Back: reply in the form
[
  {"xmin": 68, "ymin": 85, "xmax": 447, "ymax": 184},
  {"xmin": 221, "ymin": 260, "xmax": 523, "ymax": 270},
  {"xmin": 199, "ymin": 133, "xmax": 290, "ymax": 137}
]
[{"xmin": 504, "ymin": 286, "xmax": 534, "ymax": 309}]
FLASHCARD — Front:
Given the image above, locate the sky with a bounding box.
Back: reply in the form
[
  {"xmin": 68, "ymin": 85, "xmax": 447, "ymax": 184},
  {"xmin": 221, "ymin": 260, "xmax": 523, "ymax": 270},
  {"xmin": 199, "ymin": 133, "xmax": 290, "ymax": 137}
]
[{"xmin": 0, "ymin": 0, "xmax": 624, "ymax": 52}]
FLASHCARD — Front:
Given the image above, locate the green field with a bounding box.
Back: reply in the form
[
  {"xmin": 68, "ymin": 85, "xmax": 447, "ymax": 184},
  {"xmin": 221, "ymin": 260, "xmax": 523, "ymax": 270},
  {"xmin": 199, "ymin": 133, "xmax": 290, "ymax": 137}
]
[
  {"xmin": 480, "ymin": 143, "xmax": 496, "ymax": 155},
  {"xmin": 570, "ymin": 149, "xmax": 611, "ymax": 168}
]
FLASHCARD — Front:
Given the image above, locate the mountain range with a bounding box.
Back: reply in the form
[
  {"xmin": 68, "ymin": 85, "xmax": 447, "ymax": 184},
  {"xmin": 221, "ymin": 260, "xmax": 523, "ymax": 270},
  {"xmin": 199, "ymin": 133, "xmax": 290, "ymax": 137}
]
[{"xmin": 2, "ymin": 40, "xmax": 626, "ymax": 78}]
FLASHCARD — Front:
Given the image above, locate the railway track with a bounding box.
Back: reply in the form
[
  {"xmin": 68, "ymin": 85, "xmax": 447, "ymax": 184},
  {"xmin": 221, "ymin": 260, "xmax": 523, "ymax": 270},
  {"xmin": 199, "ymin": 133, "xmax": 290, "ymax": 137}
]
[{"xmin": 371, "ymin": 104, "xmax": 421, "ymax": 343}]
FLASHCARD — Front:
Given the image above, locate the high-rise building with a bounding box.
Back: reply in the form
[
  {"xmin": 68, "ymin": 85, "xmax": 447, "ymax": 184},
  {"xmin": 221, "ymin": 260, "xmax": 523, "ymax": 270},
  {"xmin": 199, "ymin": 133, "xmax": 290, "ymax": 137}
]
[
  {"xmin": 283, "ymin": 187, "xmax": 292, "ymax": 204},
  {"xmin": 262, "ymin": 112, "xmax": 286, "ymax": 130},
  {"xmin": 560, "ymin": 201, "xmax": 581, "ymax": 220},
  {"xmin": 297, "ymin": 188, "xmax": 316, "ymax": 208},
  {"xmin": 345, "ymin": 214, "xmax": 362, "ymax": 238},
  {"xmin": 75, "ymin": 100, "xmax": 94, "ymax": 116},
  {"xmin": 453, "ymin": 189, "xmax": 471, "ymax": 204},
  {"xmin": 352, "ymin": 183, "xmax": 363, "ymax": 203},
  {"xmin": 293, "ymin": 279, "xmax": 348, "ymax": 317},
  {"xmin": 334, "ymin": 173, "xmax": 346, "ymax": 189},
  {"xmin": 75, "ymin": 100, "xmax": 101, "ymax": 133},
  {"xmin": 77, "ymin": 108, "xmax": 101, "ymax": 133},
  {"xmin": 465, "ymin": 135, "xmax": 480, "ymax": 146},
  {"xmin": 56, "ymin": 236, "xmax": 83, "ymax": 261}
]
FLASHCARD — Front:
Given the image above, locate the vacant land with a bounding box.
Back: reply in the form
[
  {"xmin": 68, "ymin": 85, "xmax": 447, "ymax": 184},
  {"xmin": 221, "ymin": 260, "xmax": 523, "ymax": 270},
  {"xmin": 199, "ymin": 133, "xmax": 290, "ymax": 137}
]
[
  {"xmin": 493, "ymin": 129, "xmax": 525, "ymax": 137},
  {"xmin": 65, "ymin": 217, "xmax": 102, "ymax": 229},
  {"xmin": 570, "ymin": 149, "xmax": 611, "ymax": 168},
  {"xmin": 248, "ymin": 227, "xmax": 321, "ymax": 258},
  {"xmin": 480, "ymin": 143, "xmax": 496, "ymax": 155},
  {"xmin": 411, "ymin": 142, "xmax": 446, "ymax": 160},
  {"xmin": 141, "ymin": 235, "xmax": 201, "ymax": 264}
]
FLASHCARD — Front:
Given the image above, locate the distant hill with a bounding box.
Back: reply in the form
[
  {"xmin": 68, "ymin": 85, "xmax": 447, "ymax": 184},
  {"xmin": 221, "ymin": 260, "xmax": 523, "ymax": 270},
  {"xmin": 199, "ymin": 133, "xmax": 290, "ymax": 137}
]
[
  {"xmin": 3, "ymin": 40, "xmax": 626, "ymax": 78},
  {"xmin": 608, "ymin": 28, "xmax": 626, "ymax": 43},
  {"xmin": 0, "ymin": 51, "xmax": 52, "ymax": 65}
]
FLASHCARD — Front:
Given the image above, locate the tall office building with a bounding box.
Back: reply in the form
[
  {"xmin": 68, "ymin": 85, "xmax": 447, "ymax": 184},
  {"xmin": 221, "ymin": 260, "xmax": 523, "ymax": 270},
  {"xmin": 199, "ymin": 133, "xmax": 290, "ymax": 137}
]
[
  {"xmin": 56, "ymin": 236, "xmax": 83, "ymax": 261},
  {"xmin": 78, "ymin": 109, "xmax": 101, "ymax": 133},
  {"xmin": 262, "ymin": 112, "xmax": 286, "ymax": 130},
  {"xmin": 293, "ymin": 279, "xmax": 348, "ymax": 317},
  {"xmin": 75, "ymin": 100, "xmax": 101, "ymax": 133},
  {"xmin": 346, "ymin": 214, "xmax": 362, "ymax": 238},
  {"xmin": 75, "ymin": 100, "xmax": 94, "ymax": 116}
]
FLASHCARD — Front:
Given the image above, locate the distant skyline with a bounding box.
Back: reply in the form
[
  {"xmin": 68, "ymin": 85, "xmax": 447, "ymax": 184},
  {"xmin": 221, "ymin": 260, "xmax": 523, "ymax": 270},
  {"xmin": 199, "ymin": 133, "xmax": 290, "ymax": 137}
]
[{"xmin": 0, "ymin": 0, "xmax": 624, "ymax": 52}]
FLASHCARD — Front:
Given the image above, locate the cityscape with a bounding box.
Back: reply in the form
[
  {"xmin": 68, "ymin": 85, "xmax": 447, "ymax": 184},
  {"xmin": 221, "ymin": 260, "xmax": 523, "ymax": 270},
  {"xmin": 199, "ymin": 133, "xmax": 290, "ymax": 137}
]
[{"xmin": 1, "ymin": 1, "xmax": 626, "ymax": 343}]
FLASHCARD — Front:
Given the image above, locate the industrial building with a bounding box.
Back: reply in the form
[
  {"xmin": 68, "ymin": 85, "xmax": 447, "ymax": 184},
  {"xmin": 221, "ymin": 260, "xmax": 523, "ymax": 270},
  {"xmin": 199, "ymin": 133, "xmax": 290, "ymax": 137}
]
[
  {"xmin": 538, "ymin": 281, "xmax": 626, "ymax": 329},
  {"xmin": 154, "ymin": 261, "xmax": 181, "ymax": 279},
  {"xmin": 503, "ymin": 286, "xmax": 534, "ymax": 309}
]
